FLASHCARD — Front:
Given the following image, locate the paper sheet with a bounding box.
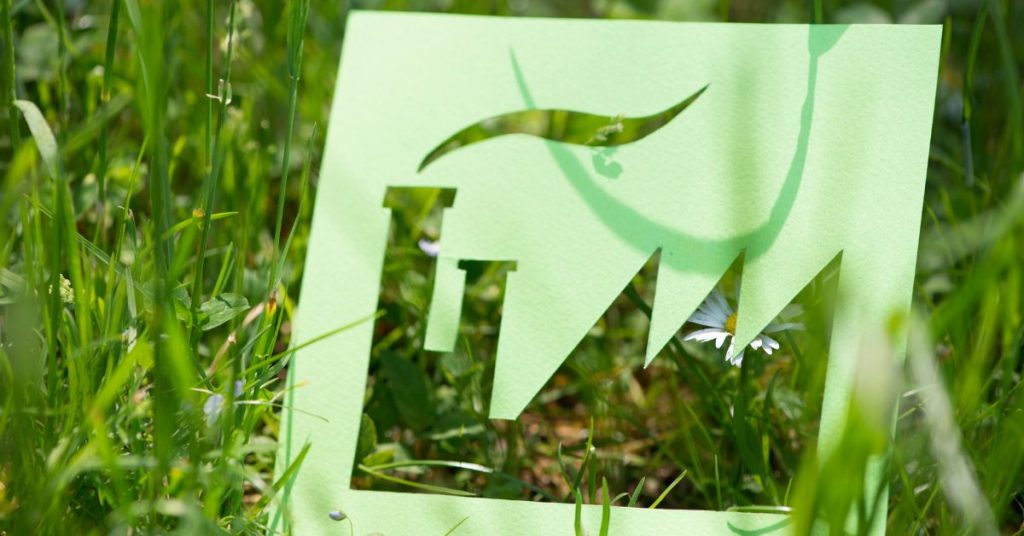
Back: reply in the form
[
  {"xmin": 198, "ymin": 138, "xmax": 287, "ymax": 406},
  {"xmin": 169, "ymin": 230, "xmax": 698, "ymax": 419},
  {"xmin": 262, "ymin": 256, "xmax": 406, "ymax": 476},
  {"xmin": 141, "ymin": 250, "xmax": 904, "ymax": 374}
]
[{"xmin": 274, "ymin": 12, "xmax": 939, "ymax": 534}]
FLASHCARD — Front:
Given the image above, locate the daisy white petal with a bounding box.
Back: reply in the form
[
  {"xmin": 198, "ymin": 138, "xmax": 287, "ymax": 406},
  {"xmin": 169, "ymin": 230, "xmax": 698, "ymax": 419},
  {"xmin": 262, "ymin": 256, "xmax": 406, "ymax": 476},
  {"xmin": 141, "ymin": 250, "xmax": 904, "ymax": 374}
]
[
  {"xmin": 697, "ymin": 303, "xmax": 723, "ymax": 322},
  {"xmin": 684, "ymin": 328, "xmax": 729, "ymax": 343},
  {"xmin": 696, "ymin": 301, "xmax": 727, "ymax": 322},
  {"xmin": 726, "ymin": 342, "xmax": 744, "ymax": 367},
  {"xmin": 757, "ymin": 334, "xmax": 780, "ymax": 355},
  {"xmin": 688, "ymin": 311, "xmax": 726, "ymax": 328},
  {"xmin": 714, "ymin": 332, "xmax": 730, "ymax": 349},
  {"xmin": 696, "ymin": 291, "xmax": 727, "ymax": 319},
  {"xmin": 709, "ymin": 289, "xmax": 733, "ymax": 318}
]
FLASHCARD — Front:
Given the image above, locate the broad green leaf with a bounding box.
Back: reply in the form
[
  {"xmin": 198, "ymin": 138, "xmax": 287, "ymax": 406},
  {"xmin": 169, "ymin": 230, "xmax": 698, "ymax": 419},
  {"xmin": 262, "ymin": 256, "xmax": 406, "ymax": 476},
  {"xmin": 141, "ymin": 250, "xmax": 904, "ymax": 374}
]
[
  {"xmin": 380, "ymin": 351, "xmax": 435, "ymax": 431},
  {"xmin": 361, "ymin": 443, "xmax": 404, "ymax": 468},
  {"xmin": 131, "ymin": 338, "xmax": 154, "ymax": 371},
  {"xmin": 356, "ymin": 413, "xmax": 378, "ymax": 464},
  {"xmin": 198, "ymin": 293, "xmax": 250, "ymax": 331}
]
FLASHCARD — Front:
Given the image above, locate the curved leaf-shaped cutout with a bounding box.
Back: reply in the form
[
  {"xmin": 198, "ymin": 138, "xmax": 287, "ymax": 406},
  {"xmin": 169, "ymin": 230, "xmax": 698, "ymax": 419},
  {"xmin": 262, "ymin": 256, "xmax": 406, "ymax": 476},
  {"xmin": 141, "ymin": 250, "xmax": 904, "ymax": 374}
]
[{"xmin": 418, "ymin": 84, "xmax": 708, "ymax": 172}]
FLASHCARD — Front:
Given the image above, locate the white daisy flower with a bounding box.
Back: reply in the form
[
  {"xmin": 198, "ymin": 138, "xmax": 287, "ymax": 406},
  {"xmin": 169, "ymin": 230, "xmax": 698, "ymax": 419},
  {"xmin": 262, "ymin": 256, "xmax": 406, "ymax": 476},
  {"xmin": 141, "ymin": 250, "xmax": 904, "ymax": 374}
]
[{"xmin": 683, "ymin": 288, "xmax": 803, "ymax": 367}]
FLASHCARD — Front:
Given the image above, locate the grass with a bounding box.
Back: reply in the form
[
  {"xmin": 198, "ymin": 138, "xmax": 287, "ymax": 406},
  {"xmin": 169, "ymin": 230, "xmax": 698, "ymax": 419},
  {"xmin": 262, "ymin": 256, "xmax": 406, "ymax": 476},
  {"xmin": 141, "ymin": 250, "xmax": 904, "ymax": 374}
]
[{"xmin": 0, "ymin": 0, "xmax": 1022, "ymax": 534}]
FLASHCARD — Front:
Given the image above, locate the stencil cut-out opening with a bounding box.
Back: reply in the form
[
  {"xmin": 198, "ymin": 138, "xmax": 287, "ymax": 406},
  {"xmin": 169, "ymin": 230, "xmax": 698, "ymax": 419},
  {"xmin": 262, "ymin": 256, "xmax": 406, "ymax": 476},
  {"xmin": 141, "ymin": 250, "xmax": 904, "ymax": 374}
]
[
  {"xmin": 418, "ymin": 85, "xmax": 708, "ymax": 172},
  {"xmin": 350, "ymin": 187, "xmax": 838, "ymax": 511}
]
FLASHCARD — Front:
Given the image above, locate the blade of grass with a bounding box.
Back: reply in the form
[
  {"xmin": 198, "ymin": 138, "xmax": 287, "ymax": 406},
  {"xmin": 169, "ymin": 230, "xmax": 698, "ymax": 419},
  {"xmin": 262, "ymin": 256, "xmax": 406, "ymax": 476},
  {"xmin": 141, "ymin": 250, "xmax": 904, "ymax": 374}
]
[
  {"xmin": 727, "ymin": 505, "xmax": 793, "ymax": 514},
  {"xmin": 363, "ymin": 459, "xmax": 559, "ymax": 501},
  {"xmin": 94, "ymin": 0, "xmax": 120, "ymax": 237},
  {"xmin": 271, "ymin": 0, "xmax": 310, "ymax": 266},
  {"xmin": 238, "ymin": 311, "xmax": 380, "ymax": 379},
  {"xmin": 258, "ymin": 0, "xmax": 311, "ymax": 367},
  {"xmin": 987, "ymin": 0, "xmax": 1022, "ymax": 164},
  {"xmin": 13, "ymin": 98, "xmax": 66, "ymax": 413},
  {"xmin": 599, "ymin": 477, "xmax": 611, "ymax": 536},
  {"xmin": 262, "ymin": 441, "xmax": 312, "ymax": 521},
  {"xmin": 810, "ymin": 0, "xmax": 822, "ymax": 24},
  {"xmin": 627, "ymin": 476, "xmax": 646, "ymax": 507},
  {"xmin": 190, "ymin": 0, "xmax": 238, "ymax": 351},
  {"xmin": 649, "ymin": 470, "xmax": 687, "ymax": 509},
  {"xmin": 574, "ymin": 489, "xmax": 584, "ymax": 536},
  {"xmin": 357, "ymin": 464, "xmax": 475, "ymax": 497},
  {"xmin": 205, "ymin": 0, "xmax": 214, "ymax": 168},
  {"xmin": 270, "ymin": 123, "xmax": 317, "ymax": 293},
  {"xmin": 961, "ymin": 1, "xmax": 988, "ymax": 187},
  {"xmin": 1, "ymin": 0, "xmax": 19, "ymax": 148},
  {"xmin": 131, "ymin": 3, "xmax": 178, "ymax": 516},
  {"xmin": 563, "ymin": 438, "xmax": 595, "ymax": 502},
  {"xmin": 715, "ymin": 454, "xmax": 722, "ymax": 510}
]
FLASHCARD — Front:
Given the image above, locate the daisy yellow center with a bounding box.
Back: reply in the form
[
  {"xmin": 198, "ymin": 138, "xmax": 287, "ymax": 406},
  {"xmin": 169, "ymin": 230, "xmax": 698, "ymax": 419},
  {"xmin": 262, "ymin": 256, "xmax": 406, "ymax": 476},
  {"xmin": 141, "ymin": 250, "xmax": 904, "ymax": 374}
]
[{"xmin": 725, "ymin": 312, "xmax": 737, "ymax": 335}]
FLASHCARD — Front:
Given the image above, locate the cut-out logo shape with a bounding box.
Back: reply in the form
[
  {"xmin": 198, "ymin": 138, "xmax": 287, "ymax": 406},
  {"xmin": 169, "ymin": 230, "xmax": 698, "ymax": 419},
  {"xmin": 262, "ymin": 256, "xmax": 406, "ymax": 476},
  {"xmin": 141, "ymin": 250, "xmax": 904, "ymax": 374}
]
[
  {"xmin": 419, "ymin": 81, "xmax": 708, "ymax": 171},
  {"xmin": 275, "ymin": 12, "xmax": 940, "ymax": 535}
]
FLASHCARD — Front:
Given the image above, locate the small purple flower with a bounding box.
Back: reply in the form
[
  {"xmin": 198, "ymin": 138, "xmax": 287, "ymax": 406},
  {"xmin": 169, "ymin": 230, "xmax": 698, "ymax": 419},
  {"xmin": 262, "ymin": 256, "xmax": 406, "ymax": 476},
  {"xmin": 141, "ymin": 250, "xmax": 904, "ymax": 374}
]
[
  {"xmin": 203, "ymin": 393, "xmax": 225, "ymax": 427},
  {"xmin": 418, "ymin": 238, "xmax": 440, "ymax": 257}
]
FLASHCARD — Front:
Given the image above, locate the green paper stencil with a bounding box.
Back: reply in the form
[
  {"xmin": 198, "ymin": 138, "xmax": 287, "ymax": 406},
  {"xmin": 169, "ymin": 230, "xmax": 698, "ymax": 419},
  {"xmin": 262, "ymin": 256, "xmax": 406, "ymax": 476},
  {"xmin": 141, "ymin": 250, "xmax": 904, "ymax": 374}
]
[{"xmin": 275, "ymin": 12, "xmax": 939, "ymax": 534}]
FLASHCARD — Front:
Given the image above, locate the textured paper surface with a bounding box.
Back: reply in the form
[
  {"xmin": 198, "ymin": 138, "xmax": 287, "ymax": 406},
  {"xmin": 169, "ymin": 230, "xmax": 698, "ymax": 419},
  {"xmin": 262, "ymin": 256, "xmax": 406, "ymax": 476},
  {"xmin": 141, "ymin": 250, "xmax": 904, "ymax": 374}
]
[{"xmin": 274, "ymin": 12, "xmax": 939, "ymax": 534}]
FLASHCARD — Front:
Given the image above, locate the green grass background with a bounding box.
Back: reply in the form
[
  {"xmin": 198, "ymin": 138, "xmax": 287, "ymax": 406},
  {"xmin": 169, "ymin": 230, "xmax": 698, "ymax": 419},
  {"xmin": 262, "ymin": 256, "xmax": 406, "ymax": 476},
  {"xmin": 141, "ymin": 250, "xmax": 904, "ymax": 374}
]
[{"xmin": 0, "ymin": 0, "xmax": 1022, "ymax": 534}]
